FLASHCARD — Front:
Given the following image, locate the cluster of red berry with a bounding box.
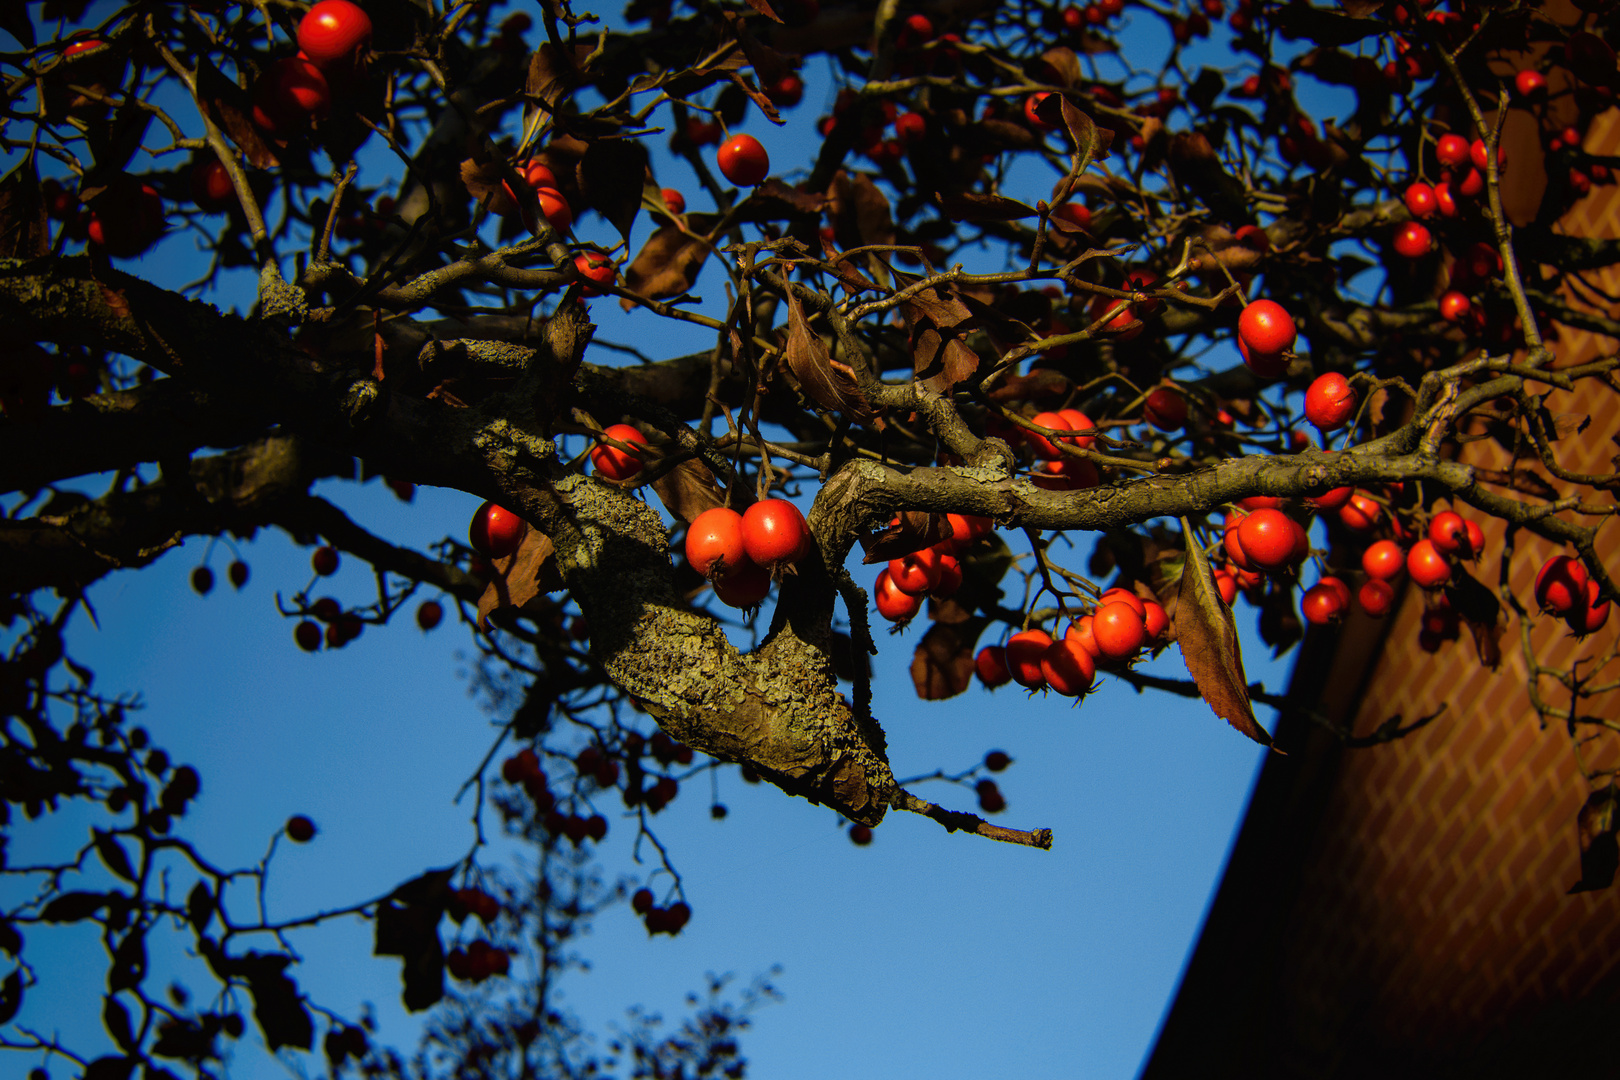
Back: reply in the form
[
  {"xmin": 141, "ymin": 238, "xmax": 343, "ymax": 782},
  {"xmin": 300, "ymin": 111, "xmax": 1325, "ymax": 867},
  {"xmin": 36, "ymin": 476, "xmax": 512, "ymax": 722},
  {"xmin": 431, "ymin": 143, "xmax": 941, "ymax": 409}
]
[
  {"xmin": 630, "ymin": 888, "xmax": 691, "ymax": 936},
  {"xmin": 446, "ymin": 940, "xmax": 510, "ymax": 983},
  {"xmin": 874, "ymin": 513, "xmax": 993, "ymax": 624},
  {"xmin": 976, "ymin": 588, "xmax": 1170, "ymax": 698},
  {"xmin": 684, "ymin": 500, "xmax": 813, "ymax": 610}
]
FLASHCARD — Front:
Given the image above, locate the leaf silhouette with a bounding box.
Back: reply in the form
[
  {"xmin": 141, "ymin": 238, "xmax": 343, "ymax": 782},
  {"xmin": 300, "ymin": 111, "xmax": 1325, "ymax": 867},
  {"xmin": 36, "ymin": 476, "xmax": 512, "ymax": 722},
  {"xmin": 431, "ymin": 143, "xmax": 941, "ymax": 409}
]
[
  {"xmin": 1173, "ymin": 517, "xmax": 1273, "ymax": 747},
  {"xmin": 0, "ymin": 159, "xmax": 50, "ymax": 260},
  {"xmin": 783, "ymin": 284, "xmax": 866, "ymax": 416},
  {"xmin": 578, "ymin": 138, "xmax": 648, "ymax": 242}
]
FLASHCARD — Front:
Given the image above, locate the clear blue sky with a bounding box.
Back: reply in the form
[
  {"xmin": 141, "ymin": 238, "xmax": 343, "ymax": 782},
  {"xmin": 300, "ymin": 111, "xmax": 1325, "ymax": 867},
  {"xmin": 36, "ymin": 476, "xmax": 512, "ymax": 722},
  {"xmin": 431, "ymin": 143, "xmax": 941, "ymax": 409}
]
[{"xmin": 3, "ymin": 3, "xmax": 1350, "ymax": 1077}]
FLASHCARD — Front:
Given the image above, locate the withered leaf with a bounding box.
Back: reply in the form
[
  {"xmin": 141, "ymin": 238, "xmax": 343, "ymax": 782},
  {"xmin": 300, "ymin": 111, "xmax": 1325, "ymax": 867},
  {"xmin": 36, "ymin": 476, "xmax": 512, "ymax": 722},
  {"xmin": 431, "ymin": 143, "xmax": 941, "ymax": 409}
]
[
  {"xmin": 911, "ymin": 619, "xmax": 986, "ymax": 701},
  {"xmin": 1060, "ymin": 97, "xmax": 1101, "ymax": 174},
  {"xmin": 459, "ymin": 153, "xmax": 508, "ymax": 207},
  {"xmin": 783, "ymin": 283, "xmax": 867, "ymax": 416},
  {"xmin": 933, "ymin": 190, "xmax": 1038, "ymax": 222},
  {"xmin": 578, "ymin": 138, "xmax": 647, "ymax": 241},
  {"xmin": 898, "ymin": 279, "xmax": 979, "ymax": 393},
  {"xmin": 655, "ymin": 43, "xmax": 748, "ymax": 100},
  {"xmin": 722, "ymin": 11, "xmax": 793, "ymax": 91},
  {"xmin": 860, "ymin": 511, "xmax": 953, "ymax": 563},
  {"xmin": 1038, "ymin": 47, "xmax": 1082, "ymax": 87},
  {"xmin": 525, "ymin": 43, "xmax": 578, "ymax": 134},
  {"xmin": 740, "ymin": 177, "xmax": 826, "ymax": 220},
  {"xmin": 621, "ymin": 218, "xmax": 716, "ymax": 308},
  {"xmin": 1173, "ymin": 517, "xmax": 1273, "ymax": 747},
  {"xmin": 742, "ymin": 0, "xmax": 784, "ymax": 22},
  {"xmin": 650, "ymin": 458, "xmax": 725, "ymax": 525},
  {"xmin": 826, "ymin": 170, "xmax": 894, "ymax": 250},
  {"xmin": 727, "ymin": 71, "xmax": 782, "ymax": 126},
  {"xmin": 477, "ymin": 530, "xmax": 563, "ymax": 630},
  {"xmin": 1568, "ymin": 785, "xmax": 1618, "ymax": 894},
  {"xmin": 0, "ymin": 159, "xmax": 49, "ymax": 260},
  {"xmin": 196, "ymin": 58, "xmax": 278, "ymax": 169}
]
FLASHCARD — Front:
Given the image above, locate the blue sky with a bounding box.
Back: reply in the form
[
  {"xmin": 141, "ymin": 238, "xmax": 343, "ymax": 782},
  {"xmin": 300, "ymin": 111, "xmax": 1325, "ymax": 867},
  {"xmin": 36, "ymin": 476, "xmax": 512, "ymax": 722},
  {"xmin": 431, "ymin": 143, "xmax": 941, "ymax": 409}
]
[{"xmin": 0, "ymin": 2, "xmax": 1358, "ymax": 1076}]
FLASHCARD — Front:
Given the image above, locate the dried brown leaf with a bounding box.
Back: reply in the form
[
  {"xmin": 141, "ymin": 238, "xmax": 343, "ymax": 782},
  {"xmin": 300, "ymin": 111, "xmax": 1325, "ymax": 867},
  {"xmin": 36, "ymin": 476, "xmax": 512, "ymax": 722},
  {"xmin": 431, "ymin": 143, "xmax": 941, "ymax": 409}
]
[
  {"xmin": 726, "ymin": 71, "xmax": 782, "ymax": 126},
  {"xmin": 932, "ymin": 190, "xmax": 1038, "ymax": 222},
  {"xmin": 742, "ymin": 0, "xmax": 784, "ymax": 22},
  {"xmin": 784, "ymin": 285, "xmax": 867, "ymax": 415},
  {"xmin": 525, "ymin": 43, "xmax": 576, "ymax": 132},
  {"xmin": 0, "ymin": 159, "xmax": 50, "ymax": 260},
  {"xmin": 737, "ymin": 178, "xmax": 826, "ymax": 222},
  {"xmin": 196, "ymin": 57, "xmax": 278, "ymax": 169},
  {"xmin": 578, "ymin": 138, "xmax": 647, "ymax": 242},
  {"xmin": 826, "ymin": 170, "xmax": 894, "ymax": 249},
  {"xmin": 1173, "ymin": 517, "xmax": 1273, "ymax": 747},
  {"xmin": 910, "ymin": 620, "xmax": 982, "ymax": 701},
  {"xmin": 722, "ymin": 11, "xmax": 793, "ymax": 91},
  {"xmin": 1569, "ymin": 785, "xmax": 1619, "ymax": 893},
  {"xmin": 1060, "ymin": 97, "xmax": 1101, "ymax": 173},
  {"xmin": 621, "ymin": 220, "xmax": 715, "ymax": 307},
  {"xmin": 477, "ymin": 530, "xmax": 563, "ymax": 630},
  {"xmin": 650, "ymin": 459, "xmax": 725, "ymax": 525},
  {"xmin": 1038, "ymin": 47, "xmax": 1082, "ymax": 87},
  {"xmin": 860, "ymin": 511, "xmax": 953, "ymax": 563}
]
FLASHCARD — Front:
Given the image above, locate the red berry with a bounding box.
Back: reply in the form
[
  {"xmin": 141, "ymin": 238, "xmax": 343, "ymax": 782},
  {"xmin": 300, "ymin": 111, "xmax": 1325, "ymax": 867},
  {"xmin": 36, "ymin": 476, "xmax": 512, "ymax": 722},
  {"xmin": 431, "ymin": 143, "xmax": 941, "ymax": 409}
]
[
  {"xmin": 311, "ymin": 545, "xmax": 339, "ymax": 576},
  {"xmin": 766, "ymin": 73, "xmax": 804, "ymax": 107},
  {"xmin": 532, "ymin": 187, "xmax": 573, "ymax": 232},
  {"xmin": 1024, "ymin": 92, "xmax": 1056, "ymax": 131},
  {"xmin": 1142, "ymin": 600, "xmax": 1169, "ymax": 642},
  {"xmin": 1097, "ymin": 588, "xmax": 1148, "ymax": 619},
  {"xmin": 975, "ymin": 645, "xmax": 1012, "ymax": 688},
  {"xmin": 1237, "ymin": 299, "xmax": 1296, "ymax": 357},
  {"xmin": 1534, "ymin": 555, "xmax": 1588, "ymax": 614},
  {"xmin": 1237, "ymin": 509, "xmax": 1298, "ymax": 571},
  {"xmin": 1436, "ymin": 133, "xmax": 1470, "ymax": 167},
  {"xmin": 849, "ymin": 824, "xmax": 874, "ymax": 845},
  {"xmin": 1403, "ymin": 182, "xmax": 1436, "ymax": 219},
  {"xmin": 574, "ymin": 252, "xmax": 616, "ymax": 296},
  {"xmin": 1567, "ymin": 578, "xmax": 1610, "ymax": 636},
  {"xmin": 417, "ymin": 600, "xmax": 443, "ymax": 631},
  {"xmin": 285, "ymin": 814, "xmax": 317, "ymax": 842},
  {"xmin": 1300, "ymin": 581, "xmax": 1346, "ymax": 625},
  {"xmin": 190, "ymin": 159, "xmax": 236, "ymax": 213},
  {"xmin": 1091, "ymin": 602, "xmax": 1146, "ymax": 660},
  {"xmin": 294, "ymin": 621, "xmax": 323, "ymax": 652},
  {"xmin": 1040, "ymin": 636, "xmax": 1096, "ymax": 696},
  {"xmin": 1515, "ymin": 69, "xmax": 1547, "ymax": 97},
  {"xmin": 1406, "ymin": 539, "xmax": 1451, "ymax": 588},
  {"xmin": 1392, "ymin": 221, "xmax": 1432, "ymax": 259},
  {"xmin": 191, "ymin": 566, "xmax": 214, "ymax": 596},
  {"xmin": 741, "ymin": 499, "xmax": 811, "ymax": 569},
  {"xmin": 712, "ymin": 558, "xmax": 772, "ymax": 608},
  {"xmin": 1358, "ymin": 579, "xmax": 1396, "ymax": 618},
  {"xmin": 1361, "ymin": 539, "xmax": 1405, "ymax": 580},
  {"xmin": 1427, "ymin": 510, "xmax": 1468, "ymax": 555},
  {"xmin": 470, "ymin": 502, "xmax": 527, "ymax": 560},
  {"xmin": 589, "ymin": 423, "xmax": 648, "ymax": 481},
  {"xmin": 1144, "ymin": 386, "xmax": 1187, "ymax": 431},
  {"xmin": 895, "ymin": 111, "xmax": 927, "ymax": 143},
  {"xmin": 1212, "ymin": 569, "xmax": 1238, "ymax": 606},
  {"xmin": 685, "ymin": 507, "xmax": 746, "ymax": 579},
  {"xmin": 1051, "ymin": 201, "xmax": 1091, "ymax": 232},
  {"xmin": 716, "ymin": 134, "xmax": 770, "ymax": 186},
  {"xmin": 1304, "ymin": 372, "xmax": 1356, "ymax": 430},
  {"xmin": 296, "ymin": 1, "xmax": 372, "ymax": 70},
  {"xmin": 251, "ymin": 57, "xmax": 331, "ymax": 135},
  {"xmin": 1439, "ymin": 291, "xmax": 1471, "ymax": 323},
  {"xmin": 888, "ymin": 547, "xmax": 943, "ymax": 595},
  {"xmin": 1006, "ymin": 629, "xmax": 1054, "ymax": 689},
  {"xmin": 1338, "ymin": 492, "xmax": 1382, "ymax": 532},
  {"xmin": 228, "ymin": 560, "xmax": 250, "ymax": 589},
  {"xmin": 1309, "ymin": 486, "xmax": 1353, "ymax": 511},
  {"xmin": 873, "ymin": 569, "xmax": 922, "ymax": 622}
]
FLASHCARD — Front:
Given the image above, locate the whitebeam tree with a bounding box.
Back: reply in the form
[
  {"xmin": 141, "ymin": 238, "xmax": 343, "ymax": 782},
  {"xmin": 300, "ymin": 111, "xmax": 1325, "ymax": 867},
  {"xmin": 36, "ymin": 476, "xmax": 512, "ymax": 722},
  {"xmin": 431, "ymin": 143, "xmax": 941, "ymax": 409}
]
[{"xmin": 3, "ymin": 0, "xmax": 1620, "ymax": 1074}]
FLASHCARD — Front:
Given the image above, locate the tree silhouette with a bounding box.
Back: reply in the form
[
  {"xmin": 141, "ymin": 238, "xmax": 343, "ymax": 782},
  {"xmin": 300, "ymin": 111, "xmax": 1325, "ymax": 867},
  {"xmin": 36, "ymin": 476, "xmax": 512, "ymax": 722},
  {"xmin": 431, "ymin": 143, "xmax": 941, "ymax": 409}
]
[{"xmin": 4, "ymin": 0, "xmax": 1620, "ymax": 1074}]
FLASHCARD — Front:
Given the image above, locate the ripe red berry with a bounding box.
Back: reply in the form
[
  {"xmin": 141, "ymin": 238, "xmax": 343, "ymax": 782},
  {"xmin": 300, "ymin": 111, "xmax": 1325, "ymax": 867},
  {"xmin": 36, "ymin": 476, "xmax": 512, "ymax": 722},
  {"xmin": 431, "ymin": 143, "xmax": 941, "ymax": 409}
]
[
  {"xmin": 849, "ymin": 824, "xmax": 874, "ymax": 845},
  {"xmin": 1439, "ymin": 291, "xmax": 1471, "ymax": 322},
  {"xmin": 659, "ymin": 187, "xmax": 686, "ymax": 214},
  {"xmin": 1040, "ymin": 636, "xmax": 1096, "ymax": 695},
  {"xmin": 294, "ymin": 621, "xmax": 323, "ymax": 652},
  {"xmin": 1567, "ymin": 578, "xmax": 1611, "ymax": 636},
  {"xmin": 716, "ymin": 134, "xmax": 770, "ymax": 186},
  {"xmin": 1212, "ymin": 569, "xmax": 1238, "ymax": 605},
  {"xmin": 1143, "ymin": 386, "xmax": 1187, "ymax": 431},
  {"xmin": 1436, "ymin": 133, "xmax": 1470, "ymax": 167},
  {"xmin": 1470, "ymin": 138, "xmax": 1501, "ymax": 172},
  {"xmin": 1358, "ymin": 579, "xmax": 1396, "ymax": 617},
  {"xmin": 311, "ymin": 545, "xmax": 339, "ymax": 576},
  {"xmin": 741, "ymin": 499, "xmax": 811, "ymax": 570},
  {"xmin": 685, "ymin": 508, "xmax": 746, "ymax": 579},
  {"xmin": 533, "ymin": 187, "xmax": 572, "ymax": 231},
  {"xmin": 1361, "ymin": 540, "xmax": 1405, "ymax": 580},
  {"xmin": 1091, "ymin": 602, "xmax": 1146, "ymax": 660},
  {"xmin": 1300, "ymin": 581, "xmax": 1346, "ymax": 625},
  {"xmin": 1304, "ymin": 372, "xmax": 1356, "ymax": 430},
  {"xmin": 573, "ymin": 252, "xmax": 616, "ymax": 296},
  {"xmin": 1006, "ymin": 629, "xmax": 1054, "ymax": 689},
  {"xmin": 296, "ymin": 1, "xmax": 372, "ymax": 70},
  {"xmin": 984, "ymin": 750, "xmax": 1011, "ymax": 771},
  {"xmin": 1403, "ymin": 182, "xmax": 1437, "ymax": 219},
  {"xmin": 417, "ymin": 600, "xmax": 443, "ymax": 631},
  {"xmin": 712, "ymin": 558, "xmax": 771, "ymax": 609},
  {"xmin": 1236, "ymin": 509, "xmax": 1298, "ymax": 571},
  {"xmin": 976, "ymin": 645, "xmax": 1012, "ymax": 688},
  {"xmin": 1142, "ymin": 600, "xmax": 1169, "ymax": 642},
  {"xmin": 1392, "ymin": 221, "xmax": 1432, "ymax": 259},
  {"xmin": 470, "ymin": 502, "xmax": 527, "ymax": 560},
  {"xmin": 1026, "ymin": 409, "xmax": 1093, "ymax": 459},
  {"xmin": 1338, "ymin": 492, "xmax": 1382, "ymax": 532},
  {"xmin": 1309, "ymin": 486, "xmax": 1353, "ymax": 511},
  {"xmin": 888, "ymin": 547, "xmax": 943, "ymax": 595},
  {"xmin": 1238, "ymin": 299, "xmax": 1296, "ymax": 358},
  {"xmin": 190, "ymin": 159, "xmax": 236, "ymax": 213},
  {"xmin": 1534, "ymin": 555, "xmax": 1588, "ymax": 614},
  {"xmin": 1024, "ymin": 92, "xmax": 1056, "ymax": 130},
  {"xmin": 285, "ymin": 814, "xmax": 317, "ymax": 842},
  {"xmin": 1515, "ymin": 69, "xmax": 1547, "ymax": 98},
  {"xmin": 191, "ymin": 566, "xmax": 214, "ymax": 596},
  {"xmin": 895, "ymin": 111, "xmax": 928, "ymax": 143},
  {"xmin": 1406, "ymin": 539, "xmax": 1451, "ymax": 588},
  {"xmin": 251, "ymin": 57, "xmax": 332, "ymax": 135},
  {"xmin": 228, "ymin": 560, "xmax": 250, "ymax": 589},
  {"xmin": 1427, "ymin": 510, "xmax": 1468, "ymax": 555},
  {"xmin": 765, "ymin": 73, "xmax": 804, "ymax": 107},
  {"xmin": 589, "ymin": 423, "xmax": 648, "ymax": 481},
  {"xmin": 873, "ymin": 568, "xmax": 922, "ymax": 622}
]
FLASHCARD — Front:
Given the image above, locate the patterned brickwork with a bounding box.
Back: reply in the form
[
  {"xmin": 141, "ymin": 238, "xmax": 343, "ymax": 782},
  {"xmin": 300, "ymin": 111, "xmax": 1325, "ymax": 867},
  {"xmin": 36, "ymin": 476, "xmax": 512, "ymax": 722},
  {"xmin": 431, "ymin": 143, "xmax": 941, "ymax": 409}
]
[{"xmin": 1270, "ymin": 103, "xmax": 1620, "ymax": 1065}]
